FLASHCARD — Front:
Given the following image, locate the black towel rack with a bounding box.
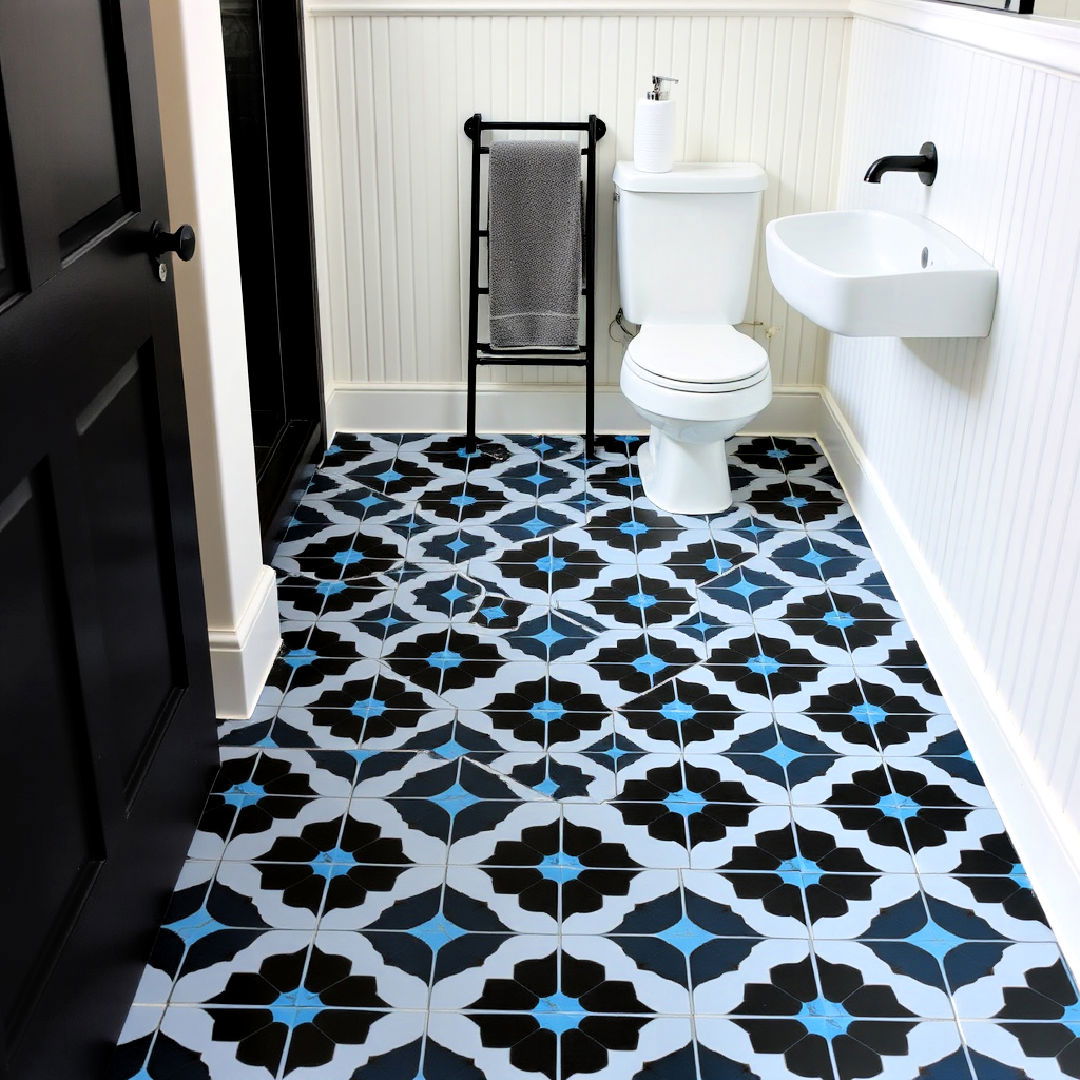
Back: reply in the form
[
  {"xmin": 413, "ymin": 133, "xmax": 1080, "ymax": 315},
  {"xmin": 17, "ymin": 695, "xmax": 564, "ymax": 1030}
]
[{"xmin": 463, "ymin": 113, "xmax": 606, "ymax": 459}]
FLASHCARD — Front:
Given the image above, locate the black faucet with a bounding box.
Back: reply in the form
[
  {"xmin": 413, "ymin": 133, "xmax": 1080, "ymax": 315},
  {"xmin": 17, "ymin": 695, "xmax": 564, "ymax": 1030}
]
[{"xmin": 865, "ymin": 141, "xmax": 937, "ymax": 186}]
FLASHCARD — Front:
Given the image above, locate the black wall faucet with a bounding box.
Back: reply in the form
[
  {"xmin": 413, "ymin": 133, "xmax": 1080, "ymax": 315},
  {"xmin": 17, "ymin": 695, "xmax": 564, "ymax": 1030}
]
[{"xmin": 865, "ymin": 141, "xmax": 938, "ymax": 186}]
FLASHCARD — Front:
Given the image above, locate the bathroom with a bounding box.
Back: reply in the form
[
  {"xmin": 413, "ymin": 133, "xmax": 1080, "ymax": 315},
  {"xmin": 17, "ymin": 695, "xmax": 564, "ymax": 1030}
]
[{"xmin": 1, "ymin": 0, "xmax": 1079, "ymax": 1077}]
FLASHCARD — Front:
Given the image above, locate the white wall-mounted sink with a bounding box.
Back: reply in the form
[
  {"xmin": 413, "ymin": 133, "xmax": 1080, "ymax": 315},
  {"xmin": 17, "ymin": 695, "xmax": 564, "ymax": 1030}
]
[{"xmin": 765, "ymin": 210, "xmax": 998, "ymax": 338}]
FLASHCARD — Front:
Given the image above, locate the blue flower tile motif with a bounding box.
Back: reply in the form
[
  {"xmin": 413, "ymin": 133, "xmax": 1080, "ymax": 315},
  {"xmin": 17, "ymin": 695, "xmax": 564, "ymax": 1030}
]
[{"xmin": 113, "ymin": 433, "xmax": 1075, "ymax": 1080}]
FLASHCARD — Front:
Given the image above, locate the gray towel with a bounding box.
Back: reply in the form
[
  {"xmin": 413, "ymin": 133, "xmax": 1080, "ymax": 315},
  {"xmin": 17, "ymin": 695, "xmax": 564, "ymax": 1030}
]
[{"xmin": 487, "ymin": 139, "xmax": 582, "ymax": 350}]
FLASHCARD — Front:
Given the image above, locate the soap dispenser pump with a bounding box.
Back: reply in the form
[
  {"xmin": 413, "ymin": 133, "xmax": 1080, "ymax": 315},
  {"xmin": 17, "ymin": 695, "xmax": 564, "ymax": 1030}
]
[{"xmin": 633, "ymin": 74, "xmax": 679, "ymax": 174}]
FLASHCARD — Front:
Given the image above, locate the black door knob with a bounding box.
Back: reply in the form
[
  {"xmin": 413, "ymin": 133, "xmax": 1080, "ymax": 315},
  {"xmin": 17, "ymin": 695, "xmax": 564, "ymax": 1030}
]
[{"xmin": 150, "ymin": 220, "xmax": 196, "ymax": 262}]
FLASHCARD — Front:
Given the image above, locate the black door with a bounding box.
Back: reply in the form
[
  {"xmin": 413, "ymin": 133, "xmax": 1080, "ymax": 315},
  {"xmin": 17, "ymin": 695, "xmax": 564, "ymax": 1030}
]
[
  {"xmin": 0, "ymin": 3, "xmax": 217, "ymax": 1078},
  {"xmin": 221, "ymin": 0, "xmax": 325, "ymax": 550}
]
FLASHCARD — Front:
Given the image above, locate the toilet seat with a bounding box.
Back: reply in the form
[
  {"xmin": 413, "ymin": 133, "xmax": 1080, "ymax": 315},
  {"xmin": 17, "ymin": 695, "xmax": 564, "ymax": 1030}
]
[{"xmin": 625, "ymin": 324, "xmax": 769, "ymax": 392}]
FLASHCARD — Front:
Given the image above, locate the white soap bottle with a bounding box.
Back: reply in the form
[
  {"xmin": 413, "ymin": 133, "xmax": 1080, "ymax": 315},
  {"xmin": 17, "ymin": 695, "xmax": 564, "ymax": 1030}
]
[{"xmin": 633, "ymin": 74, "xmax": 679, "ymax": 173}]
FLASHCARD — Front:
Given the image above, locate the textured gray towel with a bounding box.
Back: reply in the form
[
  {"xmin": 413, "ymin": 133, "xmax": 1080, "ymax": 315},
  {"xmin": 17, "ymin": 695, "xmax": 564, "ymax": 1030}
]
[{"xmin": 487, "ymin": 139, "xmax": 582, "ymax": 350}]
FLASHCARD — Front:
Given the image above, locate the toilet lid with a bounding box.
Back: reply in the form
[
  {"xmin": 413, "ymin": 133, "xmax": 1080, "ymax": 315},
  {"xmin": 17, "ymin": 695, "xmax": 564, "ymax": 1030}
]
[{"xmin": 626, "ymin": 324, "xmax": 769, "ymax": 386}]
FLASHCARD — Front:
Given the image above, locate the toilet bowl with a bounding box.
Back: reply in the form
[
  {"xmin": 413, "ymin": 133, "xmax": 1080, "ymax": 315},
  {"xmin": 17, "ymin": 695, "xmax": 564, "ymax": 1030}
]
[
  {"xmin": 613, "ymin": 160, "xmax": 770, "ymax": 515},
  {"xmin": 619, "ymin": 323, "xmax": 772, "ymax": 514}
]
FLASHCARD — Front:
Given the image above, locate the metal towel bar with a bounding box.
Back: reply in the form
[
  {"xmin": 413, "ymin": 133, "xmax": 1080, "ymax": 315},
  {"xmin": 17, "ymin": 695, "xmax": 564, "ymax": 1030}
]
[{"xmin": 463, "ymin": 112, "xmax": 607, "ymax": 458}]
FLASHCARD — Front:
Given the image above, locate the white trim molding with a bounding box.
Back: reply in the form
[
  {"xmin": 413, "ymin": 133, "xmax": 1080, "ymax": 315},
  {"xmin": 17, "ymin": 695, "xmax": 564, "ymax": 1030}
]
[
  {"xmin": 307, "ymin": 0, "xmax": 847, "ymax": 14},
  {"xmin": 208, "ymin": 564, "xmax": 282, "ymax": 720},
  {"xmin": 851, "ymin": 0, "xmax": 1080, "ymax": 77},
  {"xmin": 817, "ymin": 387, "xmax": 1080, "ymax": 978},
  {"xmin": 305, "ymin": 0, "xmax": 1080, "ymax": 78},
  {"xmin": 326, "ymin": 382, "xmax": 823, "ymax": 436}
]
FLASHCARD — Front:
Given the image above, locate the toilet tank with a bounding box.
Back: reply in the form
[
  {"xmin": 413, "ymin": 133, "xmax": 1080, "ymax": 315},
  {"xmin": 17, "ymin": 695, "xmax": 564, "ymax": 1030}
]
[{"xmin": 614, "ymin": 161, "xmax": 768, "ymax": 325}]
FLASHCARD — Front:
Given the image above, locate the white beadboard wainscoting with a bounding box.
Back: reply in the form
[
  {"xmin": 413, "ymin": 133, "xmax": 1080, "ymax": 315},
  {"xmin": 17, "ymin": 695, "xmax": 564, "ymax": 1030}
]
[
  {"xmin": 304, "ymin": 9, "xmax": 850, "ymax": 394},
  {"xmin": 821, "ymin": 16, "xmax": 1080, "ymax": 966}
]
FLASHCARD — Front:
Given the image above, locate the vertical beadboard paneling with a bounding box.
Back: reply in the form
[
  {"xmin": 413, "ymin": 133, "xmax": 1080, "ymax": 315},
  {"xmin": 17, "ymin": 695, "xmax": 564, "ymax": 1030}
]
[
  {"xmin": 305, "ymin": 12, "xmax": 850, "ymax": 389},
  {"xmin": 827, "ymin": 18, "xmax": 1080, "ymax": 826}
]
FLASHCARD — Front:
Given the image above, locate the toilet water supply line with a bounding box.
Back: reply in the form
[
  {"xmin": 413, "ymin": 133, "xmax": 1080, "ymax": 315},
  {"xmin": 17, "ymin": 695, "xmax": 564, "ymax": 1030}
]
[{"xmin": 609, "ymin": 308, "xmax": 781, "ymax": 345}]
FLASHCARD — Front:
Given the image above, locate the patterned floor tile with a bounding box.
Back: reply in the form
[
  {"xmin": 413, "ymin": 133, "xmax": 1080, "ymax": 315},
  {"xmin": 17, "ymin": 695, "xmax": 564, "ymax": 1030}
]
[{"xmin": 116, "ymin": 433, "xmax": 1072, "ymax": 1080}]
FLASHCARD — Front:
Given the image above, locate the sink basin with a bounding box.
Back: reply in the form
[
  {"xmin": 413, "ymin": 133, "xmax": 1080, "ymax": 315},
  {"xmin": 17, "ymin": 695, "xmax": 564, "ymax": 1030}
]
[{"xmin": 765, "ymin": 210, "xmax": 998, "ymax": 338}]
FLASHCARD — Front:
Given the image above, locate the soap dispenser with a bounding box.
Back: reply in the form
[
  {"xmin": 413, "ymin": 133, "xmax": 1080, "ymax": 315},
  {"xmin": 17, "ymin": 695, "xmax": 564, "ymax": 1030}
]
[{"xmin": 633, "ymin": 74, "xmax": 678, "ymax": 173}]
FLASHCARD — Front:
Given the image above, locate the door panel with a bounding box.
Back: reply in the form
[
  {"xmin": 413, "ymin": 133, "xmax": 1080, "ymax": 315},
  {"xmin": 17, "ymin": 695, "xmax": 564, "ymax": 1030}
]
[
  {"xmin": 1, "ymin": 471, "xmax": 107, "ymax": 1046},
  {"xmin": 0, "ymin": 0, "xmax": 217, "ymax": 1076},
  {"xmin": 78, "ymin": 347, "xmax": 189, "ymax": 797}
]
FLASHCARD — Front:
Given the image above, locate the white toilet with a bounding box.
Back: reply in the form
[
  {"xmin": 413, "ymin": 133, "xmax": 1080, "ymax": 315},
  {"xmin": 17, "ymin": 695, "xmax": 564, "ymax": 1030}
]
[{"xmin": 614, "ymin": 161, "xmax": 771, "ymax": 515}]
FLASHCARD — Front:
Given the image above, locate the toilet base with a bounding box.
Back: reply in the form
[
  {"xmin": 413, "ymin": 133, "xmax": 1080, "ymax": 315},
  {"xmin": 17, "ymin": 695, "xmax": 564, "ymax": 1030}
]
[{"xmin": 637, "ymin": 428, "xmax": 734, "ymax": 516}]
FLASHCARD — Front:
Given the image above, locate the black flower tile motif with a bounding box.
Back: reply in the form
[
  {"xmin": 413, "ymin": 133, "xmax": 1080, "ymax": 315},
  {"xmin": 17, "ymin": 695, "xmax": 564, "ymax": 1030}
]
[{"xmin": 119, "ymin": 432, "xmax": 1076, "ymax": 1080}]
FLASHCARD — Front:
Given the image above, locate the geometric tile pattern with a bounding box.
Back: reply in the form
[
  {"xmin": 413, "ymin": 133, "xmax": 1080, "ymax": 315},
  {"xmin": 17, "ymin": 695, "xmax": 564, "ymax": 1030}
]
[{"xmin": 114, "ymin": 432, "xmax": 1078, "ymax": 1080}]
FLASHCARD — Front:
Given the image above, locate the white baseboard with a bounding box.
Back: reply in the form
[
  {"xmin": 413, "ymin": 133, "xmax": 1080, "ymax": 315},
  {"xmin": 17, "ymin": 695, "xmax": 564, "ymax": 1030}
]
[
  {"xmin": 208, "ymin": 564, "xmax": 281, "ymax": 720},
  {"xmin": 327, "ymin": 382, "xmax": 822, "ymax": 437},
  {"xmin": 818, "ymin": 387, "xmax": 1080, "ymax": 975}
]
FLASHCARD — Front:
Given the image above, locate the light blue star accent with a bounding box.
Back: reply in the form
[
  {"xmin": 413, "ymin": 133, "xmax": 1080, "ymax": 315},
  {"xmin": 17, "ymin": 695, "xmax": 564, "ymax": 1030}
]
[
  {"xmin": 782, "ymin": 496, "xmax": 809, "ymax": 509},
  {"xmin": 800, "ymin": 1014, "xmax": 855, "ymax": 1039},
  {"xmin": 284, "ymin": 647, "xmax": 317, "ymax": 669},
  {"xmin": 316, "ymin": 580, "xmax": 348, "ymax": 596},
  {"xmin": 536, "ymin": 555, "xmax": 567, "ymax": 574},
  {"xmin": 310, "ymin": 846, "xmax": 357, "ymax": 869},
  {"xmin": 165, "ymin": 904, "xmax": 225, "ymax": 946},
  {"xmin": 800, "ymin": 550, "xmax": 830, "ymax": 567},
  {"xmin": 627, "ymin": 592, "xmax": 658, "ymax": 609},
  {"xmin": 222, "ymin": 780, "xmax": 266, "ymax": 807},
  {"xmin": 440, "ymin": 586, "xmax": 467, "ymax": 604},
  {"xmin": 850, "ymin": 704, "xmax": 886, "ymax": 724},
  {"xmin": 530, "ymin": 700, "xmax": 566, "ymax": 722},
  {"xmin": 876, "ymin": 793, "xmax": 921, "ymax": 820},
  {"xmin": 798, "ymin": 996, "xmax": 849, "ymax": 1026},
  {"xmin": 618, "ymin": 476, "xmax": 642, "ymax": 489},
  {"xmin": 656, "ymin": 915, "xmax": 713, "ymax": 955},
  {"xmin": 351, "ymin": 697, "xmax": 388, "ymax": 718},
  {"xmin": 358, "ymin": 494, "xmax": 384, "ymax": 509},
  {"xmin": 450, "ymin": 494, "xmax": 477, "ymax": 508},
  {"xmin": 660, "ymin": 699, "xmax": 695, "ymax": 722},
  {"xmin": 1009, "ymin": 865, "xmax": 1031, "ymax": 887},
  {"xmin": 663, "ymin": 787, "xmax": 707, "ymax": 817},
  {"xmin": 619, "ymin": 521, "xmax": 649, "ymax": 536},
  {"xmin": 446, "ymin": 538, "xmax": 468, "ymax": 553},
  {"xmin": 705, "ymin": 557, "xmax": 734, "ymax": 574},
  {"xmin": 334, "ymin": 550, "xmax": 367, "ymax": 566},
  {"xmin": 768, "ymin": 448, "xmax": 791, "ymax": 460},
  {"xmin": 762, "ymin": 741, "xmax": 802, "ymax": 768},
  {"xmin": 776, "ymin": 856, "xmax": 825, "ymax": 887},
  {"xmin": 309, "ymin": 861, "xmax": 357, "ymax": 879},
  {"xmin": 431, "ymin": 782, "xmax": 481, "ymax": 815},
  {"xmin": 522, "ymin": 516, "xmax": 551, "ymax": 536},
  {"xmin": 728, "ymin": 579, "xmax": 762, "ymax": 598},
  {"xmin": 824, "ymin": 610, "xmax": 856, "ymax": 628},
  {"xmin": 534, "ymin": 993, "xmax": 584, "ymax": 1030},
  {"xmin": 435, "ymin": 737, "xmax": 470, "ymax": 760},
  {"xmin": 408, "ymin": 915, "xmax": 468, "ymax": 949},
  {"xmin": 538, "ymin": 852, "xmax": 583, "ymax": 882},
  {"xmin": 523, "ymin": 468, "xmax": 549, "ymax": 490},
  {"xmin": 747, "ymin": 653, "xmax": 782, "ymax": 676},
  {"xmin": 532, "ymin": 627, "xmax": 567, "ymax": 648},
  {"xmin": 535, "ymin": 777, "xmax": 559, "ymax": 797},
  {"xmin": 904, "ymin": 917, "xmax": 969, "ymax": 960},
  {"xmin": 428, "ymin": 650, "xmax": 463, "ymax": 671},
  {"xmin": 631, "ymin": 653, "xmax": 667, "ymax": 676},
  {"xmin": 481, "ymin": 603, "xmax": 507, "ymax": 621},
  {"xmin": 376, "ymin": 469, "xmax": 403, "ymax": 484}
]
